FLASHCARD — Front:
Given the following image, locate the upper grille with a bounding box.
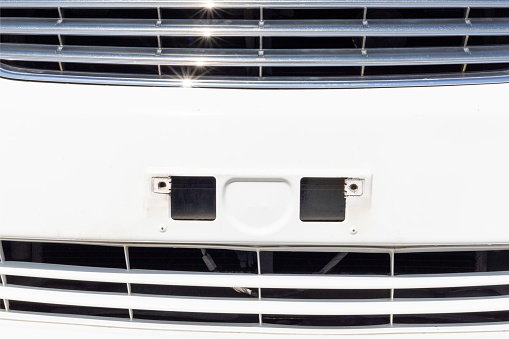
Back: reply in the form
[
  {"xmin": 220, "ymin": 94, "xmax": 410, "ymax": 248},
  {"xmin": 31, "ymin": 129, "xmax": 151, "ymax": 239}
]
[
  {"xmin": 1, "ymin": 0, "xmax": 509, "ymax": 88},
  {"xmin": 1, "ymin": 240, "xmax": 509, "ymax": 330}
]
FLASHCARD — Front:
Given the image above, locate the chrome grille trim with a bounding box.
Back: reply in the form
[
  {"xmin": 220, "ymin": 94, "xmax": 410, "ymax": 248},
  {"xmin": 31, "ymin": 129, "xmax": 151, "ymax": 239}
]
[
  {"xmin": 1, "ymin": 1, "xmax": 509, "ymax": 88},
  {"xmin": 3, "ymin": 43, "xmax": 509, "ymax": 67},
  {"xmin": 2, "ymin": 0, "xmax": 509, "ymax": 9},
  {"xmin": 2, "ymin": 64, "xmax": 509, "ymax": 88},
  {"xmin": 3, "ymin": 18, "xmax": 509, "ymax": 37}
]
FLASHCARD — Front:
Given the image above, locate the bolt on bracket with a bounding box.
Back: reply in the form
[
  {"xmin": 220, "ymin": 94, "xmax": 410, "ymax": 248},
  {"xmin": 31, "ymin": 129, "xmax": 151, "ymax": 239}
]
[
  {"xmin": 153, "ymin": 177, "xmax": 172, "ymax": 194},
  {"xmin": 344, "ymin": 178, "xmax": 364, "ymax": 196}
]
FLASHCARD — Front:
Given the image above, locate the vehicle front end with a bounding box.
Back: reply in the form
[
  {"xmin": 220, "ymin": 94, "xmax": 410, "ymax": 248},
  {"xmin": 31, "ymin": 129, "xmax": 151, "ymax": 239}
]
[{"xmin": 1, "ymin": 0, "xmax": 509, "ymax": 337}]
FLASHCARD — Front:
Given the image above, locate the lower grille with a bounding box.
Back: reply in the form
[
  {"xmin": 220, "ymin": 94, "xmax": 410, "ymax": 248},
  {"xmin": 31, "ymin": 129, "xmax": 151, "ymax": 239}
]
[
  {"xmin": 1, "ymin": 2, "xmax": 509, "ymax": 88},
  {"xmin": 1, "ymin": 240, "xmax": 509, "ymax": 328}
]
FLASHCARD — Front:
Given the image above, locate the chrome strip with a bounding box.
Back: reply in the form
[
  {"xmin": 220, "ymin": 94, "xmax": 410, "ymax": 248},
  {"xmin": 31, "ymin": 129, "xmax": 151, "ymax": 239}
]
[
  {"xmin": 3, "ymin": 18, "xmax": 509, "ymax": 37},
  {"xmin": 2, "ymin": 0, "xmax": 509, "ymax": 8},
  {"xmin": 2, "ymin": 64, "xmax": 509, "ymax": 88},
  {"xmin": 2, "ymin": 44, "xmax": 509, "ymax": 67}
]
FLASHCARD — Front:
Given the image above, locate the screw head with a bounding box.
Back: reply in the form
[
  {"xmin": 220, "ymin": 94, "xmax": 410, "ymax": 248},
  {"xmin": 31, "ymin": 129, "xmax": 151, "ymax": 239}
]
[
  {"xmin": 350, "ymin": 227, "xmax": 358, "ymax": 235},
  {"xmin": 159, "ymin": 225, "xmax": 167, "ymax": 232}
]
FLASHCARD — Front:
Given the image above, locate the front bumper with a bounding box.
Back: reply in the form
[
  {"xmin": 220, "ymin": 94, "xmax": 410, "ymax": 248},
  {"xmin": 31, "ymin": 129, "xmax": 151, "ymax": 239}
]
[{"xmin": 1, "ymin": 77, "xmax": 509, "ymax": 336}]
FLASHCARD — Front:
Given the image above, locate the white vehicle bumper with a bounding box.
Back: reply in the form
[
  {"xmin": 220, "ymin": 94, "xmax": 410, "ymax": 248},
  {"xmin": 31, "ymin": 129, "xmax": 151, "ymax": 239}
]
[{"xmin": 1, "ymin": 77, "xmax": 509, "ymax": 336}]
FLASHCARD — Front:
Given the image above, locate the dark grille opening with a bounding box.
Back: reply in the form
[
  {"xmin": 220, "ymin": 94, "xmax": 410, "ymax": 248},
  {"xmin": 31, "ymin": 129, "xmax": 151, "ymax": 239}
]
[
  {"xmin": 470, "ymin": 8, "xmax": 509, "ymax": 18},
  {"xmin": 262, "ymin": 289, "xmax": 391, "ymax": 299},
  {"xmin": 365, "ymin": 64, "xmax": 463, "ymax": 76},
  {"xmin": 64, "ymin": 8, "xmax": 156, "ymax": 19},
  {"xmin": 395, "ymin": 251, "xmax": 477, "ymax": 275},
  {"xmin": 388, "ymin": 8, "xmax": 465, "ymax": 19},
  {"xmin": 131, "ymin": 284, "xmax": 257, "ymax": 298},
  {"xmin": 1, "ymin": 34, "xmax": 59, "ymax": 45},
  {"xmin": 162, "ymin": 36, "xmax": 250, "ymax": 49},
  {"xmin": 265, "ymin": 251, "xmax": 391, "ymax": 275},
  {"xmin": 129, "ymin": 247, "xmax": 258, "ymax": 273},
  {"xmin": 1, "ymin": 59, "xmax": 60, "ymax": 71},
  {"xmin": 395, "ymin": 250, "xmax": 509, "ymax": 275},
  {"xmin": 402, "ymin": 36, "xmax": 464, "ymax": 48},
  {"xmin": 394, "ymin": 252, "xmax": 476, "ymax": 274},
  {"xmin": 9, "ymin": 301, "xmax": 130, "ymax": 319},
  {"xmin": 161, "ymin": 8, "xmax": 259, "ymax": 20},
  {"xmin": 160, "ymin": 65, "xmax": 258, "ymax": 77},
  {"xmin": 394, "ymin": 311, "xmax": 509, "ymax": 324},
  {"xmin": 262, "ymin": 314, "xmax": 390, "ymax": 327},
  {"xmin": 267, "ymin": 37, "xmax": 355, "ymax": 49},
  {"xmin": 0, "ymin": 299, "xmax": 5, "ymax": 310},
  {"xmin": 367, "ymin": 63, "xmax": 509, "ymax": 75},
  {"xmin": 6, "ymin": 275, "xmax": 128, "ymax": 293},
  {"xmin": 467, "ymin": 63, "xmax": 509, "ymax": 72},
  {"xmin": 268, "ymin": 66, "xmax": 359, "ymax": 77},
  {"xmin": 469, "ymin": 36, "xmax": 509, "ymax": 46},
  {"xmin": 2, "ymin": 241, "xmax": 127, "ymax": 269},
  {"xmin": 394, "ymin": 285, "xmax": 509, "ymax": 299},
  {"xmin": 64, "ymin": 62, "xmax": 159, "ymax": 75},
  {"xmin": 359, "ymin": 36, "xmax": 407, "ymax": 49},
  {"xmin": 134, "ymin": 310, "xmax": 259, "ymax": 324},
  {"xmin": 64, "ymin": 35, "xmax": 158, "ymax": 48},
  {"xmin": 0, "ymin": 8, "xmax": 59, "ymax": 18},
  {"xmin": 264, "ymin": 8, "xmax": 361, "ymax": 20},
  {"xmin": 486, "ymin": 250, "xmax": 509, "ymax": 271}
]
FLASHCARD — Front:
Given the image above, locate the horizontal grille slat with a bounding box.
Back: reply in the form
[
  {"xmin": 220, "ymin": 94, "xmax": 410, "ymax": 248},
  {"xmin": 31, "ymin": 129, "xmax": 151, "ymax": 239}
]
[
  {"xmin": 3, "ymin": 0, "xmax": 509, "ymax": 8},
  {"xmin": 3, "ymin": 43, "xmax": 509, "ymax": 67},
  {"xmin": 3, "ymin": 18, "xmax": 509, "ymax": 37},
  {"xmin": 2, "ymin": 261, "xmax": 509, "ymax": 290},
  {"xmin": 2, "ymin": 285, "xmax": 509, "ymax": 316}
]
